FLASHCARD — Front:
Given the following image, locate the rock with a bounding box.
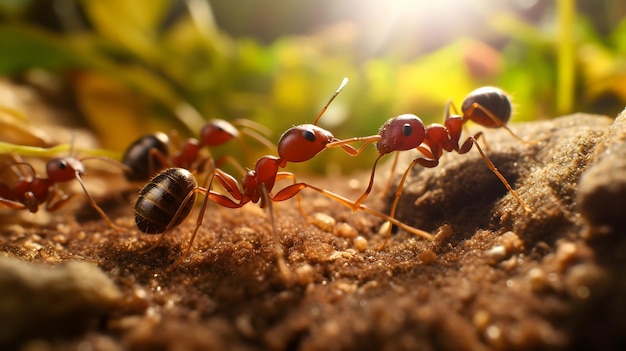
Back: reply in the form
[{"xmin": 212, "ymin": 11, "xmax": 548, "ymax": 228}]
[
  {"xmin": 391, "ymin": 113, "xmax": 614, "ymax": 246},
  {"xmin": 578, "ymin": 108, "xmax": 626, "ymax": 233},
  {"xmin": 0, "ymin": 256, "xmax": 122, "ymax": 348}
]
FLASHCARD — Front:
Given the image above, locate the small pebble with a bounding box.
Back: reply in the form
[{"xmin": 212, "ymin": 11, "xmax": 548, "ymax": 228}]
[
  {"xmin": 334, "ymin": 222, "xmax": 358, "ymax": 238},
  {"xmin": 527, "ymin": 267, "xmax": 548, "ymax": 293},
  {"xmin": 564, "ymin": 263, "xmax": 607, "ymax": 300},
  {"xmin": 295, "ymin": 264, "xmax": 315, "ymax": 286},
  {"xmin": 499, "ymin": 255, "xmax": 519, "ymax": 271},
  {"xmin": 418, "ymin": 249, "xmax": 436, "ymax": 265},
  {"xmin": 485, "ymin": 324, "xmax": 506, "ymax": 349},
  {"xmin": 377, "ymin": 221, "xmax": 391, "ymax": 236},
  {"xmin": 309, "ymin": 212, "xmax": 336, "ymax": 232},
  {"xmin": 353, "ymin": 236, "xmax": 368, "ymax": 252},
  {"xmin": 485, "ymin": 245, "xmax": 507, "ymax": 263},
  {"xmin": 473, "ymin": 310, "xmax": 491, "ymax": 332},
  {"xmin": 497, "ymin": 231, "xmax": 524, "ymax": 253},
  {"xmin": 554, "ymin": 241, "xmax": 579, "ymax": 272}
]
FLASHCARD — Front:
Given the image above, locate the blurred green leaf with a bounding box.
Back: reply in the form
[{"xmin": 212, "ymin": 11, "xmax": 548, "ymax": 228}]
[{"xmin": 0, "ymin": 25, "xmax": 81, "ymax": 73}]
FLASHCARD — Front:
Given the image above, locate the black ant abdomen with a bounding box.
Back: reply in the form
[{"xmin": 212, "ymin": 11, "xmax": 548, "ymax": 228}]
[
  {"xmin": 122, "ymin": 132, "xmax": 170, "ymax": 182},
  {"xmin": 461, "ymin": 86, "xmax": 512, "ymax": 127},
  {"xmin": 135, "ymin": 168, "xmax": 198, "ymax": 234}
]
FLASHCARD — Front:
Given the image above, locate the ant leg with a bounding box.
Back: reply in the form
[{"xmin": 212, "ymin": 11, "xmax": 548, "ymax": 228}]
[
  {"xmin": 381, "ymin": 156, "xmax": 438, "ymax": 249},
  {"xmin": 467, "ymin": 103, "xmax": 535, "ymax": 145},
  {"xmin": 212, "ymin": 169, "xmax": 246, "ymax": 203},
  {"xmin": 274, "ymin": 172, "xmax": 307, "ymax": 219},
  {"xmin": 23, "ymin": 192, "xmax": 40, "ymax": 213},
  {"xmin": 167, "ymin": 174, "xmax": 215, "ymax": 271},
  {"xmin": 46, "ymin": 189, "xmax": 76, "ymax": 212},
  {"xmin": 214, "ymin": 155, "xmax": 247, "ymax": 177},
  {"xmin": 72, "ymin": 172, "xmax": 125, "ymax": 231},
  {"xmin": 261, "ymin": 182, "xmax": 292, "ymax": 283},
  {"xmin": 272, "ymin": 182, "xmax": 434, "ymax": 242},
  {"xmin": 232, "ymin": 118, "xmax": 273, "ymax": 138},
  {"xmin": 353, "ymin": 154, "xmax": 386, "ymax": 211},
  {"xmin": 1, "ymin": 160, "xmax": 37, "ymax": 180},
  {"xmin": 0, "ymin": 198, "xmax": 29, "ymax": 211},
  {"xmin": 238, "ymin": 126, "xmax": 276, "ymax": 151},
  {"xmin": 380, "ymin": 153, "xmax": 399, "ymax": 200},
  {"xmin": 468, "ymin": 136, "xmax": 531, "ymax": 213},
  {"xmin": 149, "ymin": 148, "xmax": 172, "ymax": 176}
]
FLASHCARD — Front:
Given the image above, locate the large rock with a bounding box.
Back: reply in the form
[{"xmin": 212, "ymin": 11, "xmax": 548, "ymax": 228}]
[{"xmin": 0, "ymin": 256, "xmax": 122, "ymax": 348}]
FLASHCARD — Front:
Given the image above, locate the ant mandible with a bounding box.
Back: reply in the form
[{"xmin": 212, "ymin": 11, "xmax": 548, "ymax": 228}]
[
  {"xmin": 134, "ymin": 78, "xmax": 434, "ymax": 273},
  {"xmin": 327, "ymin": 86, "xmax": 532, "ymax": 248},
  {"xmin": 0, "ymin": 154, "xmax": 125, "ymax": 231},
  {"xmin": 122, "ymin": 118, "xmax": 275, "ymax": 182}
]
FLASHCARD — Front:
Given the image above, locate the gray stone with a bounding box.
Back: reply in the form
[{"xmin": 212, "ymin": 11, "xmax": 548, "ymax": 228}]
[{"xmin": 0, "ymin": 256, "xmax": 122, "ymax": 347}]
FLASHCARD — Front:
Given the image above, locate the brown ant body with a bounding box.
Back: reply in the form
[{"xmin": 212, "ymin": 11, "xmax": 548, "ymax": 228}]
[
  {"xmin": 134, "ymin": 78, "xmax": 434, "ymax": 273},
  {"xmin": 327, "ymin": 86, "xmax": 531, "ymax": 248},
  {"xmin": 0, "ymin": 156, "xmax": 124, "ymax": 230},
  {"xmin": 122, "ymin": 119, "xmax": 275, "ymax": 182}
]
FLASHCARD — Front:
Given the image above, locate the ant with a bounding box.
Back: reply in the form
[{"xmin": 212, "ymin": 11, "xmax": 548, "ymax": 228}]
[
  {"xmin": 0, "ymin": 153, "xmax": 126, "ymax": 231},
  {"xmin": 327, "ymin": 86, "xmax": 532, "ymax": 248},
  {"xmin": 134, "ymin": 78, "xmax": 434, "ymax": 275},
  {"xmin": 122, "ymin": 118, "xmax": 275, "ymax": 182}
]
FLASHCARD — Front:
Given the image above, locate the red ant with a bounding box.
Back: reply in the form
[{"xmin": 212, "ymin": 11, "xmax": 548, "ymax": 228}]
[
  {"xmin": 326, "ymin": 86, "xmax": 532, "ymax": 248},
  {"xmin": 0, "ymin": 154, "xmax": 126, "ymax": 231},
  {"xmin": 134, "ymin": 78, "xmax": 434, "ymax": 274},
  {"xmin": 122, "ymin": 118, "xmax": 275, "ymax": 182}
]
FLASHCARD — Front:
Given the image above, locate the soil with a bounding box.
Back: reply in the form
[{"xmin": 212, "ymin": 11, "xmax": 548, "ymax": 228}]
[{"xmin": 2, "ymin": 110, "xmax": 626, "ymax": 351}]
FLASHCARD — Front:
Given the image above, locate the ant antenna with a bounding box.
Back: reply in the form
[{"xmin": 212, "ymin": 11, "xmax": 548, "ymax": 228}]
[{"xmin": 313, "ymin": 77, "xmax": 349, "ymax": 125}]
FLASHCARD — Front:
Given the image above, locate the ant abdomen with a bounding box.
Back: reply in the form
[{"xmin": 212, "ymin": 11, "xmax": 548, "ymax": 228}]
[
  {"xmin": 123, "ymin": 132, "xmax": 170, "ymax": 182},
  {"xmin": 135, "ymin": 168, "xmax": 198, "ymax": 234},
  {"xmin": 461, "ymin": 86, "xmax": 512, "ymax": 127}
]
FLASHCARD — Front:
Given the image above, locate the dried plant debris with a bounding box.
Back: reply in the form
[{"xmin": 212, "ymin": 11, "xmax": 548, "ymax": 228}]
[{"xmin": 2, "ymin": 111, "xmax": 626, "ymax": 350}]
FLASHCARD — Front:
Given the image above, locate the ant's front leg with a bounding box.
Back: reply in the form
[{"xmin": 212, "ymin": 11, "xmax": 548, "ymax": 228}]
[
  {"xmin": 273, "ymin": 172, "xmax": 308, "ymax": 219},
  {"xmin": 212, "ymin": 169, "xmax": 246, "ymax": 204},
  {"xmin": 45, "ymin": 188, "xmax": 76, "ymax": 212},
  {"xmin": 0, "ymin": 197, "xmax": 30, "ymax": 211}
]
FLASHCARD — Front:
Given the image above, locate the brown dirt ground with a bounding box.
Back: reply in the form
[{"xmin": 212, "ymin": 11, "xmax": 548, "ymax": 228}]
[{"xmin": 2, "ymin": 111, "xmax": 626, "ymax": 351}]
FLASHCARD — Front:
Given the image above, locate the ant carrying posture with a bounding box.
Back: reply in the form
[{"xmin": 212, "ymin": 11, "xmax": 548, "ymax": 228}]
[
  {"xmin": 327, "ymin": 86, "xmax": 532, "ymax": 248},
  {"xmin": 0, "ymin": 154, "xmax": 126, "ymax": 231},
  {"xmin": 122, "ymin": 118, "xmax": 275, "ymax": 182},
  {"xmin": 134, "ymin": 78, "xmax": 434, "ymax": 273}
]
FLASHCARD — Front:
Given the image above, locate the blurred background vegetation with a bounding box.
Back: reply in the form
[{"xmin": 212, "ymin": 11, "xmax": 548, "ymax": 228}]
[{"xmin": 0, "ymin": 0, "xmax": 624, "ymax": 175}]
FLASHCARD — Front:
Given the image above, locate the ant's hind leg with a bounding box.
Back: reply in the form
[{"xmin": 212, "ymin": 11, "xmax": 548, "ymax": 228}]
[{"xmin": 261, "ymin": 183, "xmax": 292, "ymax": 284}]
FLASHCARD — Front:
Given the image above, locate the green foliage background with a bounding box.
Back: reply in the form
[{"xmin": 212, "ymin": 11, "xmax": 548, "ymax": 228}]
[{"xmin": 0, "ymin": 0, "xmax": 624, "ymax": 174}]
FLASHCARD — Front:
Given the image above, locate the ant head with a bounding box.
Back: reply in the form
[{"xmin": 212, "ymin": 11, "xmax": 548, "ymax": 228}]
[
  {"xmin": 277, "ymin": 124, "xmax": 335, "ymax": 163},
  {"xmin": 461, "ymin": 86, "xmax": 512, "ymax": 127},
  {"xmin": 376, "ymin": 114, "xmax": 426, "ymax": 155},
  {"xmin": 47, "ymin": 157, "xmax": 85, "ymax": 182},
  {"xmin": 200, "ymin": 119, "xmax": 240, "ymax": 147}
]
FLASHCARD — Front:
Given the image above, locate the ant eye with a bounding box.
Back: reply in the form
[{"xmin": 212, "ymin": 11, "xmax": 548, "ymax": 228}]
[
  {"xmin": 57, "ymin": 161, "xmax": 67, "ymax": 169},
  {"xmin": 302, "ymin": 129, "xmax": 316, "ymax": 142},
  {"xmin": 402, "ymin": 124, "xmax": 412, "ymax": 137}
]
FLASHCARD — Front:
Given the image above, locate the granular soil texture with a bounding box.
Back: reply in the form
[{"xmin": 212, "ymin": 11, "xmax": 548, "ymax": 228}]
[{"xmin": 1, "ymin": 111, "xmax": 626, "ymax": 351}]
